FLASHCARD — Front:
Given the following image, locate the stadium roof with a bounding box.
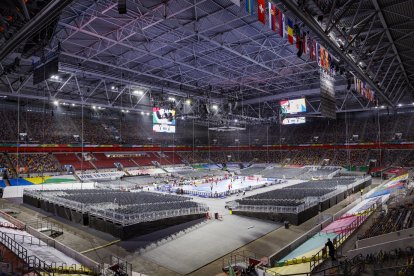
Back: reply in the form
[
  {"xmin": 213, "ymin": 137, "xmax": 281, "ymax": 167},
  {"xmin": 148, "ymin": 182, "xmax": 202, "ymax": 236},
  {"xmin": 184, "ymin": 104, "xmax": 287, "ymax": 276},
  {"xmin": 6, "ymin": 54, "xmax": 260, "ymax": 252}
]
[{"xmin": 0, "ymin": 0, "xmax": 413, "ymax": 121}]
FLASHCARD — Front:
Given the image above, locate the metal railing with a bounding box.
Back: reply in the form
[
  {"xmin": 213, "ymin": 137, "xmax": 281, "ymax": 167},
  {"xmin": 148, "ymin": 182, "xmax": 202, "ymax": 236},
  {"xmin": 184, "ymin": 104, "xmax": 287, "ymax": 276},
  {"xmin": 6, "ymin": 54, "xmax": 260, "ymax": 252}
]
[
  {"xmin": 88, "ymin": 204, "xmax": 209, "ymax": 226},
  {"xmin": 230, "ymin": 199, "xmax": 319, "ymax": 214},
  {"xmin": 3, "ymin": 232, "xmax": 54, "ymax": 247},
  {"xmin": 157, "ymin": 182, "xmax": 268, "ymax": 198},
  {"xmin": 262, "ymin": 254, "xmax": 365, "ymax": 276},
  {"xmin": 0, "ymin": 230, "xmax": 52, "ymax": 275},
  {"xmin": 309, "ymin": 205, "xmax": 376, "ymax": 272},
  {"xmin": 34, "ymin": 217, "xmax": 63, "ymax": 237},
  {"xmin": 24, "ymin": 190, "xmax": 209, "ymax": 226}
]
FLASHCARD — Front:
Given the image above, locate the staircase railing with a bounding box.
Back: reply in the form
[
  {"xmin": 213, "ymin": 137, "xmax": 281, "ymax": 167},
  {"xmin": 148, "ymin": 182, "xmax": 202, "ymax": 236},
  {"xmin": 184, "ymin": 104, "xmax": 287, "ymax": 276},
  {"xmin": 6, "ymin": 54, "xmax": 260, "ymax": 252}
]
[
  {"xmin": 309, "ymin": 205, "xmax": 375, "ymax": 272},
  {"xmin": 0, "ymin": 230, "xmax": 52, "ymax": 275}
]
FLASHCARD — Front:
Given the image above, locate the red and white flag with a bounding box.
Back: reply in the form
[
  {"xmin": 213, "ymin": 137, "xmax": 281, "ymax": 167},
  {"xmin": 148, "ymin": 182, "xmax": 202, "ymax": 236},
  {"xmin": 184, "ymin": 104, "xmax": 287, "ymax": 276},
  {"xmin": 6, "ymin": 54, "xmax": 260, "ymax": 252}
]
[{"xmin": 258, "ymin": 0, "xmax": 266, "ymax": 24}]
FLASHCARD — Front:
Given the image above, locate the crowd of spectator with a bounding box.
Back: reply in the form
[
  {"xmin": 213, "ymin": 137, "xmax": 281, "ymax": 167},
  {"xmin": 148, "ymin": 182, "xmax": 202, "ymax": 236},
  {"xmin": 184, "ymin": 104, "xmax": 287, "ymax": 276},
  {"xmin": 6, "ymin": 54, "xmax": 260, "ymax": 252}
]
[
  {"xmin": 1, "ymin": 108, "xmax": 414, "ymax": 145},
  {"xmin": 0, "ymin": 147, "xmax": 412, "ymax": 177},
  {"xmin": 8, "ymin": 153, "xmax": 61, "ymax": 174},
  {"xmin": 362, "ymin": 203, "xmax": 414, "ymax": 239},
  {"xmin": 0, "ymin": 153, "xmax": 14, "ymax": 177},
  {"xmin": 176, "ymin": 149, "xmax": 404, "ymax": 167}
]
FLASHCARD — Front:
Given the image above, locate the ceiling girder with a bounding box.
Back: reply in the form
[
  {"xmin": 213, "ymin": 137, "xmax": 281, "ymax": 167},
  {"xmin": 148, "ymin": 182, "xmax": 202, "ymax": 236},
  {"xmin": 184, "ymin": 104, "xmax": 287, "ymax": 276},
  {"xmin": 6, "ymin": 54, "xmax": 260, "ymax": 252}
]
[
  {"xmin": 371, "ymin": 0, "xmax": 413, "ymax": 92},
  {"xmin": 0, "ymin": 0, "xmax": 74, "ymax": 62},
  {"xmin": 278, "ymin": 0, "xmax": 394, "ymax": 107}
]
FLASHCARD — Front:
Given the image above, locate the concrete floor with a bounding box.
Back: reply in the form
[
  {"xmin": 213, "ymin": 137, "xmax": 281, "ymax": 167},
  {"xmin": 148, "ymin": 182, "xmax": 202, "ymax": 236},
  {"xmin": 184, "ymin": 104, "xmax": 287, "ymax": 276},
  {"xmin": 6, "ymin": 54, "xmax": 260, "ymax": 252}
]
[
  {"xmin": 141, "ymin": 213, "xmax": 279, "ymax": 275},
  {"xmin": 0, "ymin": 178, "xmax": 379, "ymax": 275}
]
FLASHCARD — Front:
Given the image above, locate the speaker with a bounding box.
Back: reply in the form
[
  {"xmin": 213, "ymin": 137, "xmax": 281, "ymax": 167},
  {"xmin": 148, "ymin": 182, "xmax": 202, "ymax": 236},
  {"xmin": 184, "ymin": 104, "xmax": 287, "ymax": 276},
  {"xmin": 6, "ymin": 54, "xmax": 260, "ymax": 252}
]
[{"xmin": 118, "ymin": 0, "xmax": 127, "ymax": 14}]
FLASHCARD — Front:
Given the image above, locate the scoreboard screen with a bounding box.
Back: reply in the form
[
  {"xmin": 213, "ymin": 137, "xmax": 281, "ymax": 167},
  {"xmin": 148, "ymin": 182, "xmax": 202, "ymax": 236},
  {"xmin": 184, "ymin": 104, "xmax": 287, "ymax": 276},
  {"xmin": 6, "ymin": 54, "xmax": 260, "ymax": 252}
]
[{"xmin": 152, "ymin": 107, "xmax": 176, "ymax": 133}]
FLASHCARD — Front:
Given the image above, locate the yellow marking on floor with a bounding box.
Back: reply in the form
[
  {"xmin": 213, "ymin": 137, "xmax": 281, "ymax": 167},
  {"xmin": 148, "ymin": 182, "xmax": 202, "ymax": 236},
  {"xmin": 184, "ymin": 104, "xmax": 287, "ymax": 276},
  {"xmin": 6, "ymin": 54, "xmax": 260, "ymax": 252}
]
[{"xmin": 80, "ymin": 239, "xmax": 120, "ymax": 254}]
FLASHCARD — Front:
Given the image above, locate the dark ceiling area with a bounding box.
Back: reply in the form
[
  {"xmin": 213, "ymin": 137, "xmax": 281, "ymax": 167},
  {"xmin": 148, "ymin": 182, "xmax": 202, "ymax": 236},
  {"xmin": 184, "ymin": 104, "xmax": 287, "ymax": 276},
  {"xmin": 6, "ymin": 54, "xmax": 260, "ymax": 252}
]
[{"xmin": 0, "ymin": 0, "xmax": 413, "ymax": 124}]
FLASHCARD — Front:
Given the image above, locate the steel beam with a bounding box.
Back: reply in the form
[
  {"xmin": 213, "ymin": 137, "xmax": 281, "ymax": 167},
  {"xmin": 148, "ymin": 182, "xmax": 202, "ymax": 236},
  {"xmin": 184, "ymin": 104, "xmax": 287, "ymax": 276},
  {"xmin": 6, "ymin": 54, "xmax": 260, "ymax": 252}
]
[
  {"xmin": 58, "ymin": 22, "xmax": 271, "ymax": 96},
  {"xmin": 0, "ymin": 89, "xmax": 149, "ymax": 113},
  {"xmin": 241, "ymin": 84, "xmax": 348, "ymax": 105},
  {"xmin": 58, "ymin": 63, "xmax": 225, "ymax": 104},
  {"xmin": 0, "ymin": 0, "xmax": 74, "ymax": 62},
  {"xmin": 371, "ymin": 0, "xmax": 414, "ymax": 91},
  {"xmin": 277, "ymin": 0, "xmax": 394, "ymax": 107}
]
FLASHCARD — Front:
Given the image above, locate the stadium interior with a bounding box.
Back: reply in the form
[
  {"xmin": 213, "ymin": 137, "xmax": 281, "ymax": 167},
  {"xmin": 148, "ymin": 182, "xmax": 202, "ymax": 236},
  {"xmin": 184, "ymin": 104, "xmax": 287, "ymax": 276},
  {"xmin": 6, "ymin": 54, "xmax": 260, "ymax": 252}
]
[{"xmin": 0, "ymin": 0, "xmax": 414, "ymax": 275}]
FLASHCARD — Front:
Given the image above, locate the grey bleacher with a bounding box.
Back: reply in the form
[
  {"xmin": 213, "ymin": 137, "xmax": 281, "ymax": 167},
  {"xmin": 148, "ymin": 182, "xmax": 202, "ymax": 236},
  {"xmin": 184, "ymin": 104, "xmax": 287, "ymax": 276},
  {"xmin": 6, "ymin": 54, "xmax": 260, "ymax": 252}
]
[
  {"xmin": 26, "ymin": 189, "xmax": 207, "ymax": 224},
  {"xmin": 113, "ymin": 201, "xmax": 200, "ymax": 214},
  {"xmin": 283, "ymin": 178, "xmax": 356, "ymax": 189},
  {"xmin": 298, "ymin": 167, "xmax": 340, "ymax": 179},
  {"xmin": 94, "ymin": 176, "xmax": 161, "ymax": 190},
  {"xmin": 177, "ymin": 169, "xmax": 225, "ymax": 179},
  {"xmin": 260, "ymin": 167, "xmax": 305, "ymax": 179},
  {"xmin": 61, "ymin": 191, "xmax": 189, "ymax": 205},
  {"xmin": 234, "ymin": 178, "xmax": 353, "ymax": 209},
  {"xmin": 236, "ymin": 199, "xmax": 304, "ymax": 206},
  {"xmin": 246, "ymin": 188, "xmax": 335, "ymax": 200},
  {"xmin": 230, "ymin": 176, "xmax": 370, "ymax": 225},
  {"xmin": 238, "ymin": 166, "xmax": 266, "ymax": 176},
  {"xmin": 120, "ymin": 176, "xmax": 159, "ymax": 185}
]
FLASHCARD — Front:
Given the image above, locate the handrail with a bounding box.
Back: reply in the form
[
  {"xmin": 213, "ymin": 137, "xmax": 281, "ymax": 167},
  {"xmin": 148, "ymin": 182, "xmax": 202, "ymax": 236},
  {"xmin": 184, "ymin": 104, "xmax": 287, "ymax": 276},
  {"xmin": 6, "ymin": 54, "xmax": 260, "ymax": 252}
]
[
  {"xmin": 0, "ymin": 230, "xmax": 52, "ymax": 275},
  {"xmin": 309, "ymin": 205, "xmax": 376, "ymax": 272},
  {"xmin": 88, "ymin": 204, "xmax": 209, "ymax": 225},
  {"xmin": 4, "ymin": 232, "xmax": 52, "ymax": 247}
]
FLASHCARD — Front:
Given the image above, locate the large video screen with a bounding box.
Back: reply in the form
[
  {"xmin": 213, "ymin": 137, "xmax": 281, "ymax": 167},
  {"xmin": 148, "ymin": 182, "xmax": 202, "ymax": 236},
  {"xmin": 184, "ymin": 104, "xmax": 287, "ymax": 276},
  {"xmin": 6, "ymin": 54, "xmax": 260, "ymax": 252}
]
[
  {"xmin": 152, "ymin": 107, "xmax": 176, "ymax": 133},
  {"xmin": 282, "ymin": 117, "xmax": 306, "ymax": 125},
  {"xmin": 280, "ymin": 98, "xmax": 306, "ymax": 114}
]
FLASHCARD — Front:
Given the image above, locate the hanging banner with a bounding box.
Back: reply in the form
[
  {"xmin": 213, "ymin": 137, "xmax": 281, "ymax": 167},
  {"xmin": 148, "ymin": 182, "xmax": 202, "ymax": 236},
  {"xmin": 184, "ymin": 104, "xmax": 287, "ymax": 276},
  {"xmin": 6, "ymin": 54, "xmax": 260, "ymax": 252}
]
[{"xmin": 320, "ymin": 73, "xmax": 336, "ymax": 119}]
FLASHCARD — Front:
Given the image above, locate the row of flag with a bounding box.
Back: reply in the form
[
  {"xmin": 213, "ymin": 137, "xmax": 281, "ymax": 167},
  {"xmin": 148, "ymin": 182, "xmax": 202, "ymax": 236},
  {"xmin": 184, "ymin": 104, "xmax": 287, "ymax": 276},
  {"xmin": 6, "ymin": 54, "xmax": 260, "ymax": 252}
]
[
  {"xmin": 245, "ymin": 0, "xmax": 375, "ymax": 101},
  {"xmin": 246, "ymin": 0, "xmax": 337, "ymax": 76},
  {"xmin": 354, "ymin": 77, "xmax": 375, "ymax": 102}
]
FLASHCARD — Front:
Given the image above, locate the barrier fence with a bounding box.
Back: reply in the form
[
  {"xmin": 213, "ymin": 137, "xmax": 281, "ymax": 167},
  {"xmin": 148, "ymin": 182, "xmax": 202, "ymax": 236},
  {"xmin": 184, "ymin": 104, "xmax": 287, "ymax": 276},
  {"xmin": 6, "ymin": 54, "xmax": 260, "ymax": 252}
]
[
  {"xmin": 227, "ymin": 176, "xmax": 370, "ymax": 215},
  {"xmin": 88, "ymin": 204, "xmax": 209, "ymax": 225},
  {"xmin": 24, "ymin": 190, "xmax": 208, "ymax": 225},
  {"xmin": 229, "ymin": 201, "xmax": 318, "ymax": 214},
  {"xmin": 0, "ymin": 230, "xmax": 52, "ymax": 275}
]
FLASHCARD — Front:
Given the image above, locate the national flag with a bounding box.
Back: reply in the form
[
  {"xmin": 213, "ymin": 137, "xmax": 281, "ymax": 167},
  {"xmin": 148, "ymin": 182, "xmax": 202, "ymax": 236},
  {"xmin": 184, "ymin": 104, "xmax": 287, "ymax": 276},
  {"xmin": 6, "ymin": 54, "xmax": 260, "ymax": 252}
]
[
  {"xmin": 278, "ymin": 9, "xmax": 283, "ymax": 37},
  {"xmin": 308, "ymin": 35, "xmax": 314, "ymax": 60},
  {"xmin": 325, "ymin": 50, "xmax": 329, "ymax": 71},
  {"xmin": 246, "ymin": 0, "xmax": 254, "ymax": 15},
  {"xmin": 320, "ymin": 46, "xmax": 325, "ymax": 67},
  {"xmin": 294, "ymin": 25, "xmax": 301, "ymax": 49},
  {"xmin": 308, "ymin": 37, "xmax": 313, "ymax": 59},
  {"xmin": 361, "ymin": 82, "xmax": 366, "ymax": 97},
  {"xmin": 370, "ymin": 90, "xmax": 375, "ymax": 102},
  {"xmin": 287, "ymin": 18, "xmax": 294, "ymax": 44},
  {"xmin": 258, "ymin": 0, "xmax": 266, "ymax": 24},
  {"xmin": 329, "ymin": 55, "xmax": 335, "ymax": 76},
  {"xmin": 269, "ymin": 3, "xmax": 277, "ymax": 31},
  {"xmin": 302, "ymin": 32, "xmax": 307, "ymax": 54},
  {"xmin": 309, "ymin": 36, "xmax": 316, "ymax": 60},
  {"xmin": 297, "ymin": 38, "xmax": 303, "ymax": 57},
  {"xmin": 354, "ymin": 77, "xmax": 357, "ymax": 92}
]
